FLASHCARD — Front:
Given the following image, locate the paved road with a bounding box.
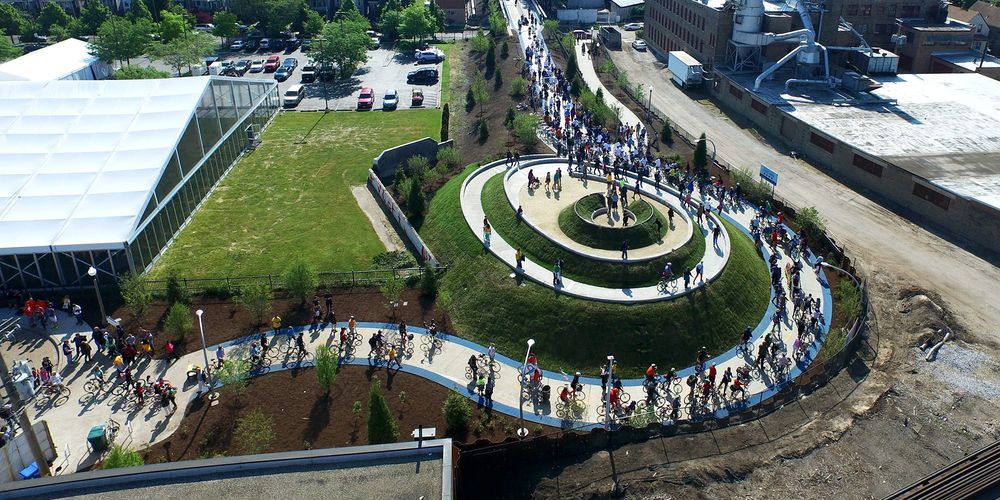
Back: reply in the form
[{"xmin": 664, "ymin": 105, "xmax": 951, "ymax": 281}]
[{"xmin": 605, "ymin": 45, "xmax": 1000, "ymax": 338}]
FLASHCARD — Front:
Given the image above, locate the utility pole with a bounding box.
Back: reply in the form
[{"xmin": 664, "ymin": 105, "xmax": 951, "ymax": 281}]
[{"xmin": 0, "ymin": 352, "xmax": 49, "ymax": 477}]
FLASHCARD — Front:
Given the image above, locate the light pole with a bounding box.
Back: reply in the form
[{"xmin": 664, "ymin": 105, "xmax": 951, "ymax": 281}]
[
  {"xmin": 315, "ymin": 36, "xmax": 329, "ymax": 113},
  {"xmin": 87, "ymin": 266, "xmax": 106, "ymax": 326},
  {"xmin": 646, "ymin": 86, "xmax": 653, "ymax": 122},
  {"xmin": 195, "ymin": 310, "xmax": 213, "ymax": 391},
  {"xmin": 517, "ymin": 338, "xmax": 535, "ymax": 438},
  {"xmin": 604, "ymin": 355, "xmax": 614, "ymax": 430}
]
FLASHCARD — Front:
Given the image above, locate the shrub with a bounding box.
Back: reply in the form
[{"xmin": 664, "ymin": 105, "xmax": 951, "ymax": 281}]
[
  {"xmin": 505, "ymin": 105, "xmax": 516, "ymax": 128},
  {"xmin": 419, "ymin": 266, "xmax": 438, "ymax": 299},
  {"xmin": 201, "ymin": 284, "xmax": 237, "ymax": 300},
  {"xmin": 478, "ymin": 118, "xmax": 489, "ymax": 143},
  {"xmin": 513, "ymin": 113, "xmax": 538, "ymax": 145},
  {"xmin": 471, "ymin": 29, "xmax": 489, "ymax": 54},
  {"xmin": 834, "ymin": 280, "xmax": 861, "ymax": 320},
  {"xmin": 731, "ymin": 167, "xmax": 771, "ymax": 206},
  {"xmin": 372, "ymin": 250, "xmax": 418, "ymax": 269},
  {"xmin": 494, "ymin": 69, "xmax": 503, "ymax": 91},
  {"xmin": 283, "ymin": 257, "xmax": 318, "ymax": 304},
  {"xmin": 465, "ymin": 87, "xmax": 476, "ymax": 112},
  {"xmin": 436, "ymin": 146, "xmax": 460, "ymax": 168},
  {"xmin": 406, "ymin": 155, "xmax": 430, "ymax": 178},
  {"xmin": 566, "ymin": 51, "xmax": 578, "ymax": 79},
  {"xmin": 104, "ymin": 445, "xmax": 144, "ymax": 469},
  {"xmin": 485, "ymin": 40, "xmax": 496, "ymax": 75},
  {"xmin": 315, "ymin": 346, "xmax": 338, "ymax": 392},
  {"xmin": 234, "ymin": 409, "xmax": 275, "ymax": 455},
  {"xmin": 615, "ymin": 71, "xmax": 630, "ymax": 91},
  {"xmin": 570, "ymin": 75, "xmax": 582, "ymax": 97},
  {"xmin": 440, "ymin": 103, "xmax": 449, "ymax": 141},
  {"xmin": 795, "ymin": 206, "xmax": 826, "ymax": 239},
  {"xmin": 164, "ymin": 268, "xmax": 188, "ymax": 305},
  {"xmin": 500, "ymin": 40, "xmax": 509, "ymax": 59},
  {"xmin": 510, "ymin": 76, "xmax": 527, "ymax": 97},
  {"xmin": 367, "ymin": 380, "xmax": 398, "ymax": 444},
  {"xmin": 407, "ymin": 174, "xmax": 425, "ymax": 216},
  {"xmin": 119, "ymin": 272, "xmax": 151, "ymax": 324},
  {"xmin": 442, "ymin": 389, "xmax": 471, "ymax": 434},
  {"xmin": 217, "ymin": 358, "xmax": 251, "ymax": 402},
  {"xmin": 235, "ymin": 281, "xmax": 271, "ymax": 328},
  {"xmin": 661, "ymin": 119, "xmax": 673, "ymax": 144},
  {"xmin": 693, "ymin": 132, "xmax": 708, "ymax": 170},
  {"xmin": 380, "ymin": 272, "xmax": 405, "ymax": 308},
  {"xmin": 164, "ymin": 303, "xmax": 193, "ymax": 341}
]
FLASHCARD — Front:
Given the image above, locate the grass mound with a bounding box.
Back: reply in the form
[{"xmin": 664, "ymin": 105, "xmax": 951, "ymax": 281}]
[
  {"xmin": 482, "ymin": 176, "xmax": 702, "ymax": 287},
  {"xmin": 558, "ymin": 194, "xmax": 668, "ymax": 251},
  {"xmin": 420, "ymin": 165, "xmax": 770, "ymax": 376}
]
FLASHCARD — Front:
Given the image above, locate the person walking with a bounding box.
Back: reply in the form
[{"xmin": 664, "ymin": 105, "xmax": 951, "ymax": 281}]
[
  {"xmin": 694, "ymin": 261, "xmax": 705, "ymax": 282},
  {"xmin": 72, "ymin": 303, "xmax": 83, "ymax": 325},
  {"xmin": 483, "ymin": 220, "xmax": 492, "ymax": 245},
  {"xmin": 271, "ymin": 315, "xmax": 282, "ymax": 336},
  {"xmin": 515, "ymin": 248, "xmax": 525, "ymax": 270},
  {"xmin": 712, "ymin": 223, "xmax": 722, "ymax": 246},
  {"xmin": 215, "ymin": 345, "xmax": 225, "ymax": 369},
  {"xmin": 296, "ymin": 331, "xmax": 307, "ymax": 356},
  {"xmin": 620, "ymin": 239, "xmax": 629, "ymax": 260}
]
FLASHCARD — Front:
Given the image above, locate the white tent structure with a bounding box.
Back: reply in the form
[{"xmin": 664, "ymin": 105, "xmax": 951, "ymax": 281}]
[
  {"xmin": 0, "ymin": 38, "xmax": 113, "ymax": 81},
  {"xmin": 0, "ymin": 76, "xmax": 279, "ymax": 288}
]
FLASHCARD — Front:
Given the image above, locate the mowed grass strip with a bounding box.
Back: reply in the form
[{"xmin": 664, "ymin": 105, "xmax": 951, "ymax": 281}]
[
  {"xmin": 151, "ymin": 110, "xmax": 441, "ymax": 278},
  {"xmin": 421, "ymin": 165, "xmax": 771, "ymax": 377},
  {"xmin": 481, "ymin": 175, "xmax": 705, "ymax": 287}
]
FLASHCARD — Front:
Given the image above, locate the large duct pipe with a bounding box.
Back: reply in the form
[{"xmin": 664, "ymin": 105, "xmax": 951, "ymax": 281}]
[{"xmin": 754, "ymin": 43, "xmax": 805, "ymax": 90}]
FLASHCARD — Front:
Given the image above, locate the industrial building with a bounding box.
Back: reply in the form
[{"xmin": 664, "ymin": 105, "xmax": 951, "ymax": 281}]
[{"xmin": 0, "ymin": 77, "xmax": 279, "ymax": 289}]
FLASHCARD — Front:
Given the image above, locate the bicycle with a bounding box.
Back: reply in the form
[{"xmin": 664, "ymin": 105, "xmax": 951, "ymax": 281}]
[
  {"xmin": 39, "ymin": 384, "xmax": 70, "ymax": 407},
  {"xmin": 657, "ymin": 275, "xmax": 676, "ymax": 294},
  {"xmin": 555, "ymin": 397, "xmax": 587, "ymax": 420},
  {"xmin": 420, "ymin": 334, "xmax": 444, "ymax": 355},
  {"xmin": 83, "ymin": 378, "xmax": 107, "ymax": 396},
  {"xmin": 476, "ymin": 354, "xmax": 501, "ymax": 376},
  {"xmin": 657, "ymin": 376, "xmax": 683, "ymax": 399}
]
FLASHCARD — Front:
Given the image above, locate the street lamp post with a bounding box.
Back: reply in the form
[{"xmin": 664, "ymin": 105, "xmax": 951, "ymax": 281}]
[
  {"xmin": 195, "ymin": 310, "xmax": 213, "ymax": 391},
  {"xmin": 517, "ymin": 338, "xmax": 535, "ymax": 438},
  {"xmin": 86, "ymin": 266, "xmax": 106, "ymax": 326},
  {"xmin": 604, "ymin": 355, "xmax": 614, "ymax": 430},
  {"xmin": 646, "ymin": 86, "xmax": 653, "ymax": 122},
  {"xmin": 315, "ymin": 37, "xmax": 329, "ymax": 112}
]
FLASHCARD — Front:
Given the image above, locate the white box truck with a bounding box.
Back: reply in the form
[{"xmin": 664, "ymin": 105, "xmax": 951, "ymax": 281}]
[{"xmin": 668, "ymin": 51, "xmax": 704, "ymax": 88}]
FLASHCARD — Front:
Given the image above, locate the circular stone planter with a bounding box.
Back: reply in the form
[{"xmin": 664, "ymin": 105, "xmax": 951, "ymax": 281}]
[{"xmin": 559, "ymin": 194, "xmax": 668, "ymax": 251}]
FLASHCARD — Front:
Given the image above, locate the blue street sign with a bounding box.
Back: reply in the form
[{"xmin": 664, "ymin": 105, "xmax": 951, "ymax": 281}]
[{"xmin": 759, "ymin": 164, "xmax": 778, "ymax": 186}]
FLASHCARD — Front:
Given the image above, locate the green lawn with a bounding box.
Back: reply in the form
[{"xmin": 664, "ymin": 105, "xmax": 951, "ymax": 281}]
[
  {"xmin": 421, "ymin": 165, "xmax": 771, "ymax": 377},
  {"xmin": 150, "ymin": 110, "xmax": 442, "ymax": 278},
  {"xmin": 557, "ymin": 195, "xmax": 667, "ymax": 251},
  {"xmin": 482, "ymin": 175, "xmax": 704, "ymax": 287}
]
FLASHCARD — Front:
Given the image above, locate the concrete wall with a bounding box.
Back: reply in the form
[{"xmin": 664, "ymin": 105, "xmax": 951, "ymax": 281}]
[
  {"xmin": 367, "ymin": 171, "xmax": 440, "ymax": 267},
  {"xmin": 0, "ymin": 421, "xmax": 57, "ymax": 483},
  {"xmin": 711, "ymin": 73, "xmax": 1000, "ymax": 254},
  {"xmin": 371, "ymin": 137, "xmax": 454, "ymax": 182},
  {"xmin": 558, "ymin": 8, "xmax": 600, "ymax": 23}
]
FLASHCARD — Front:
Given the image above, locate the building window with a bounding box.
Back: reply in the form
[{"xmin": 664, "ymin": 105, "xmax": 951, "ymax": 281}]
[
  {"xmin": 887, "ymin": 4, "xmax": 896, "ymax": 16},
  {"xmin": 809, "ymin": 132, "xmax": 835, "ymax": 153},
  {"xmin": 875, "ymin": 24, "xmax": 888, "ymax": 34},
  {"xmin": 912, "ymin": 182, "xmax": 951, "ymax": 209},
  {"xmin": 846, "ymin": 4, "xmax": 858, "ymax": 15},
  {"xmin": 901, "ymin": 5, "xmax": 919, "ymax": 16},
  {"xmin": 729, "ymin": 84, "xmax": 744, "ymax": 100},
  {"xmin": 861, "ymin": 4, "xmax": 872, "ymax": 15},
  {"xmin": 852, "ymin": 154, "xmax": 883, "ymax": 177},
  {"xmin": 751, "ymin": 99, "xmax": 768, "ymax": 115}
]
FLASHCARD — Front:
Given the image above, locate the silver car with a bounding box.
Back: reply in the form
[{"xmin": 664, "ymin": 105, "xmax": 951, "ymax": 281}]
[{"xmin": 382, "ymin": 89, "xmax": 398, "ymax": 110}]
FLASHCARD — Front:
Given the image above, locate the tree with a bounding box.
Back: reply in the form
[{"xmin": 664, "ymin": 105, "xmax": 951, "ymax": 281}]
[
  {"xmin": 164, "ymin": 303, "xmax": 193, "ymax": 340},
  {"xmin": 488, "ymin": 8, "xmax": 505, "ymax": 37},
  {"xmin": 485, "ymin": 40, "xmax": 496, "ymax": 76},
  {"xmin": 513, "ymin": 113, "xmax": 538, "ymax": 145},
  {"xmin": 470, "ymin": 29, "xmax": 489, "ymax": 54},
  {"xmin": 399, "ymin": 1, "xmax": 435, "ymax": 41},
  {"xmin": 300, "ymin": 7, "xmax": 325, "ymax": 37},
  {"xmin": 795, "ymin": 206, "xmax": 826, "ymax": 239},
  {"xmin": 37, "ymin": 2, "xmax": 72, "ymax": 35},
  {"xmin": 236, "ymin": 281, "xmax": 271, "ymax": 328},
  {"xmin": 283, "ymin": 257, "xmax": 318, "ymax": 304},
  {"xmin": 440, "ymin": 103, "xmax": 449, "ymax": 141},
  {"xmin": 380, "ymin": 272, "xmax": 404, "ymax": 312},
  {"xmin": 471, "ymin": 71, "xmax": 488, "ymax": 117},
  {"xmin": 419, "ymin": 265, "xmax": 438, "ymax": 298},
  {"xmin": 104, "ymin": 445, "xmax": 144, "ymax": 469},
  {"xmin": 48, "ymin": 23, "xmax": 70, "ymax": 42},
  {"xmin": 500, "ymin": 40, "xmax": 509, "ymax": 59},
  {"xmin": 494, "ymin": 67, "xmax": 503, "ymax": 90},
  {"xmin": 510, "ymin": 76, "xmax": 526, "ymax": 97},
  {"xmin": 505, "ymin": 105, "xmax": 515, "ymax": 128},
  {"xmin": 127, "ymin": 0, "xmax": 153, "ymax": 23},
  {"xmin": 115, "ymin": 65, "xmax": 170, "ymax": 79},
  {"xmin": 428, "ymin": 0, "xmax": 445, "ymax": 31},
  {"xmin": 478, "ymin": 118, "xmax": 489, "ymax": 143},
  {"xmin": 442, "ymin": 389, "xmax": 470, "ymax": 434},
  {"xmin": 234, "ymin": 409, "xmax": 275, "ymax": 455},
  {"xmin": 334, "ymin": 0, "xmax": 361, "ymax": 20},
  {"xmin": 0, "ymin": 4, "xmax": 27, "ymax": 42},
  {"xmin": 661, "ymin": 119, "xmax": 673, "ymax": 144},
  {"xmin": 693, "ymin": 132, "xmax": 708, "ymax": 170},
  {"xmin": 217, "ymin": 358, "xmax": 251, "ymax": 402},
  {"xmin": 566, "ymin": 50, "xmax": 578, "ymax": 79},
  {"xmin": 316, "ymin": 17, "xmax": 370, "ymax": 78},
  {"xmin": 315, "ymin": 346, "xmax": 338, "ymax": 392},
  {"xmin": 407, "ymin": 174, "xmax": 425, "ymax": 217},
  {"xmin": 465, "ymin": 87, "xmax": 475, "ymax": 112},
  {"xmin": 542, "ymin": 19, "xmax": 558, "ymax": 39},
  {"xmin": 0, "ymin": 30, "xmax": 20, "ymax": 62},
  {"xmin": 148, "ymin": 31, "xmax": 216, "ymax": 76},
  {"xmin": 212, "ymin": 11, "xmax": 240, "ymax": 41},
  {"xmin": 158, "ymin": 9, "xmax": 191, "ymax": 43},
  {"xmin": 367, "ymin": 379, "xmax": 398, "ymax": 444},
  {"xmin": 91, "ymin": 18, "xmax": 151, "ymax": 65},
  {"xmin": 118, "ymin": 272, "xmax": 152, "ymax": 324},
  {"xmin": 79, "ymin": 1, "xmax": 112, "ymax": 36}
]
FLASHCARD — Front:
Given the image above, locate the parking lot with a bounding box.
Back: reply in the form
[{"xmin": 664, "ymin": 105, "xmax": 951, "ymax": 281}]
[{"xmin": 215, "ymin": 44, "xmax": 444, "ymax": 111}]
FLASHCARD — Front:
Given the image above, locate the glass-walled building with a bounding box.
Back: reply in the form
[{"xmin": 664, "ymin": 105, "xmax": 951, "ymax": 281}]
[{"xmin": 0, "ymin": 76, "xmax": 279, "ymax": 288}]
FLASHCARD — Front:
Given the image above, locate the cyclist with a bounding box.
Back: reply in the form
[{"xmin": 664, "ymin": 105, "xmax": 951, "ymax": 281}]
[
  {"xmin": 249, "ymin": 342, "xmax": 262, "ymax": 365},
  {"xmin": 215, "ymin": 345, "xmax": 225, "ymax": 369},
  {"xmin": 425, "ymin": 320, "xmax": 438, "ymax": 339},
  {"xmin": 371, "ymin": 330, "xmax": 385, "ymax": 355},
  {"xmin": 570, "ymin": 371, "xmax": 582, "ymax": 393},
  {"xmin": 339, "ymin": 327, "xmax": 349, "ymax": 351},
  {"xmin": 134, "ymin": 380, "xmax": 145, "ymax": 405},
  {"xmin": 468, "ymin": 355, "xmax": 478, "ymax": 377},
  {"xmin": 488, "ymin": 344, "xmax": 497, "ymax": 362},
  {"xmin": 696, "ymin": 347, "xmax": 709, "ymax": 374},
  {"xmin": 685, "ymin": 374, "xmax": 698, "ymax": 400},
  {"xmin": 559, "ymin": 385, "xmax": 572, "ymax": 403},
  {"xmin": 271, "ymin": 315, "xmax": 282, "ymax": 336},
  {"xmin": 718, "ymin": 367, "xmax": 733, "ymax": 396},
  {"xmin": 645, "ymin": 363, "xmax": 657, "ymax": 382},
  {"xmin": 775, "ymin": 352, "xmax": 791, "ymax": 376},
  {"xmin": 609, "ymin": 386, "xmax": 621, "ymax": 412},
  {"xmin": 91, "ymin": 366, "xmax": 106, "ymax": 389},
  {"xmin": 731, "ymin": 378, "xmax": 746, "ymax": 399},
  {"xmin": 740, "ymin": 326, "xmax": 752, "ymax": 351},
  {"xmin": 259, "ymin": 331, "xmax": 270, "ymax": 355},
  {"xmin": 348, "ymin": 316, "xmax": 357, "ymax": 335},
  {"xmin": 48, "ymin": 371, "xmax": 65, "ymax": 394}
]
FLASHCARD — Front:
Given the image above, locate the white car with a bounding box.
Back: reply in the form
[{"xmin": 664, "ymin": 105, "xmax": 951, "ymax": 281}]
[
  {"xmin": 230, "ymin": 40, "xmax": 244, "ymax": 51},
  {"xmin": 623, "ymin": 23, "xmax": 643, "ymax": 31},
  {"xmin": 382, "ymin": 89, "xmax": 398, "ymax": 110},
  {"xmin": 249, "ymin": 59, "xmax": 265, "ymax": 72},
  {"xmin": 414, "ymin": 48, "xmax": 445, "ymax": 63},
  {"xmin": 632, "ymin": 39, "xmax": 647, "ymax": 51}
]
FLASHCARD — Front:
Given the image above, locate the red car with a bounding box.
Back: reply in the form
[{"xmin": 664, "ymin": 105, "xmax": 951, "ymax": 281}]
[
  {"xmin": 357, "ymin": 87, "xmax": 374, "ymax": 110},
  {"xmin": 263, "ymin": 56, "xmax": 281, "ymax": 72}
]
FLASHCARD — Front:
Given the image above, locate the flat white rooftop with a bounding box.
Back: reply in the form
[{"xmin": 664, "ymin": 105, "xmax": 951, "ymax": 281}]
[
  {"xmin": 0, "ymin": 38, "xmax": 108, "ymax": 81},
  {"xmin": 932, "ymin": 50, "xmax": 1000, "ymax": 71}
]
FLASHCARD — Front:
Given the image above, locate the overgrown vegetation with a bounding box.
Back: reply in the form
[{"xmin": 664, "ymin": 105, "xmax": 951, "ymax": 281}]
[
  {"xmin": 164, "ymin": 303, "xmax": 193, "ymax": 341},
  {"xmin": 234, "ymin": 408, "xmax": 275, "ymax": 455},
  {"xmin": 442, "ymin": 388, "xmax": 471, "ymax": 435},
  {"xmin": 367, "ymin": 379, "xmax": 399, "ymax": 444},
  {"xmin": 104, "ymin": 445, "xmax": 144, "ymax": 469}
]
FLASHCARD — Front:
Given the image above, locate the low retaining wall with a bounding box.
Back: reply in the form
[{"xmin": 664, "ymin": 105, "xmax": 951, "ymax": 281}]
[
  {"xmin": 367, "ymin": 170, "xmax": 439, "ymax": 267},
  {"xmin": 372, "ymin": 137, "xmax": 455, "ymax": 182}
]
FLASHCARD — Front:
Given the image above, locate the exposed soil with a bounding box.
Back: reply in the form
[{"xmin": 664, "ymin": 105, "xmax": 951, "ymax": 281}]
[
  {"xmin": 110, "ymin": 287, "xmax": 453, "ymax": 359},
  {"xmin": 141, "ymin": 366, "xmax": 558, "ymax": 463}
]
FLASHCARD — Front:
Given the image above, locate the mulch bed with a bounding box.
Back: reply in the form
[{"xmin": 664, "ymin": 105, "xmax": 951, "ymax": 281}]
[
  {"xmin": 141, "ymin": 366, "xmax": 558, "ymax": 464},
  {"xmin": 110, "ymin": 287, "xmax": 453, "ymax": 359}
]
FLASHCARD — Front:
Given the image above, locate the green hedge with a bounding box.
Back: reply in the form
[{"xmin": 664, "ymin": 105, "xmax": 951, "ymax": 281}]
[{"xmin": 558, "ymin": 194, "xmax": 668, "ymax": 250}]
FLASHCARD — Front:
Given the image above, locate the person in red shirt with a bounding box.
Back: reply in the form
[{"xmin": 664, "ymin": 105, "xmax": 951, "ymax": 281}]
[
  {"xmin": 708, "ymin": 364, "xmax": 717, "ymax": 385},
  {"xmin": 645, "ymin": 363, "xmax": 657, "ymax": 381},
  {"xmin": 609, "ymin": 386, "xmax": 620, "ymax": 408}
]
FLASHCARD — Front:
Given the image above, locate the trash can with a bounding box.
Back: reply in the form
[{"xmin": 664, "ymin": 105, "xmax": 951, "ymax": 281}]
[
  {"xmin": 88, "ymin": 424, "xmax": 110, "ymax": 453},
  {"xmin": 541, "ymin": 384, "xmax": 551, "ymax": 403},
  {"xmin": 18, "ymin": 462, "xmax": 40, "ymax": 480}
]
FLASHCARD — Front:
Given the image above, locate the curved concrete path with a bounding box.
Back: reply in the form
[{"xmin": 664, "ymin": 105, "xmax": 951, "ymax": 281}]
[
  {"xmin": 504, "ymin": 163, "xmax": 694, "ymax": 262},
  {"xmin": 462, "ymin": 157, "xmax": 730, "ymax": 303}
]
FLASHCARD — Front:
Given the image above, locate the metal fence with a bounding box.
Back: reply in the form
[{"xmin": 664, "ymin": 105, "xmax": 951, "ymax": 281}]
[{"xmin": 143, "ymin": 267, "xmax": 433, "ymax": 295}]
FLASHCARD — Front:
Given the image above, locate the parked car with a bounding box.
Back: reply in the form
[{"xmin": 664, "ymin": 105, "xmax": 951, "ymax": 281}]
[
  {"xmin": 234, "ymin": 59, "xmax": 251, "ymax": 75},
  {"xmin": 572, "ymin": 29, "xmax": 592, "ymax": 40},
  {"xmin": 411, "ymin": 88, "xmax": 424, "ymax": 107},
  {"xmin": 382, "ymin": 89, "xmax": 398, "ymax": 110},
  {"xmin": 407, "ymin": 68, "xmax": 438, "ymax": 84},
  {"xmin": 283, "ymin": 84, "xmax": 305, "ymax": 107},
  {"xmin": 632, "ymin": 39, "xmax": 647, "ymax": 51},
  {"xmin": 270, "ymin": 38, "xmax": 286, "ymax": 51},
  {"xmin": 302, "ymin": 39, "xmax": 312, "ymax": 51},
  {"xmin": 623, "ymin": 23, "xmax": 643, "ymax": 31},
  {"xmin": 230, "ymin": 40, "xmax": 245, "ymax": 51},
  {"xmin": 249, "ymin": 59, "xmax": 265, "ymax": 72},
  {"xmin": 414, "ymin": 48, "xmax": 444, "ymax": 63},
  {"xmin": 195, "ymin": 23, "xmax": 215, "ymax": 32},
  {"xmin": 244, "ymin": 38, "xmax": 259, "ymax": 52},
  {"xmin": 275, "ymin": 65, "xmax": 295, "ymax": 81},
  {"xmin": 260, "ymin": 38, "xmax": 271, "ymax": 50},
  {"xmin": 301, "ymin": 63, "xmax": 317, "ymax": 83},
  {"xmin": 282, "ymin": 58, "xmax": 298, "ymax": 69},
  {"xmin": 370, "ymin": 37, "xmax": 380, "ymax": 49},
  {"xmin": 285, "ymin": 37, "xmax": 300, "ymax": 50},
  {"xmin": 357, "ymin": 87, "xmax": 375, "ymax": 110},
  {"xmin": 263, "ymin": 55, "xmax": 281, "ymax": 72}
]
